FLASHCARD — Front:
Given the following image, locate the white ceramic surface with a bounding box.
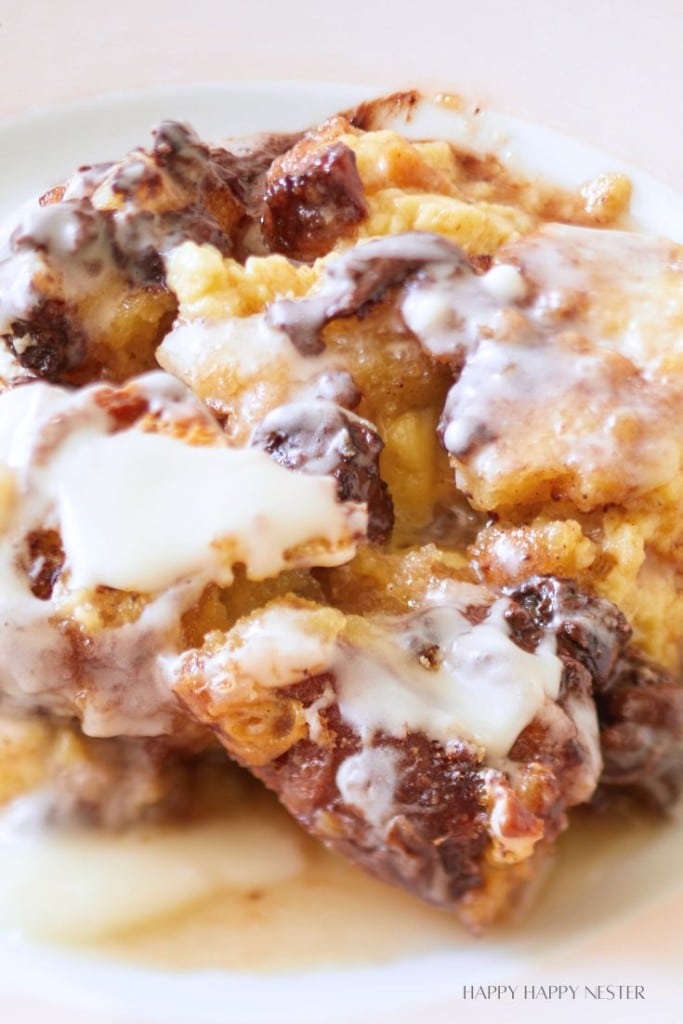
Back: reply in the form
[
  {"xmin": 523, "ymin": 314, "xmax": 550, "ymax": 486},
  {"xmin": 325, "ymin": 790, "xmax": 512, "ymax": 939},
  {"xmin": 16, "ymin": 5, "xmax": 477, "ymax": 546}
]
[{"xmin": 0, "ymin": 83, "xmax": 682, "ymax": 1024}]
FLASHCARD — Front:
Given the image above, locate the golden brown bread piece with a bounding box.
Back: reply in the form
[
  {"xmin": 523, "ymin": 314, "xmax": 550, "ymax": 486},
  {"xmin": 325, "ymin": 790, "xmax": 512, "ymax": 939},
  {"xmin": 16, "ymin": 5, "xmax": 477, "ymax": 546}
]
[{"xmin": 170, "ymin": 573, "xmax": 634, "ymax": 929}]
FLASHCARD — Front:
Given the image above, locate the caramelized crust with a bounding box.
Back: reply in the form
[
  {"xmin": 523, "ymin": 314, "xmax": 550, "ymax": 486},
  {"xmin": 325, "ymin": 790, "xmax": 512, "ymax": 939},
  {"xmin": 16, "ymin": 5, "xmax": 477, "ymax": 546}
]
[
  {"xmin": 251, "ymin": 401, "xmax": 394, "ymax": 543},
  {"xmin": 263, "ymin": 140, "xmax": 367, "ymax": 261}
]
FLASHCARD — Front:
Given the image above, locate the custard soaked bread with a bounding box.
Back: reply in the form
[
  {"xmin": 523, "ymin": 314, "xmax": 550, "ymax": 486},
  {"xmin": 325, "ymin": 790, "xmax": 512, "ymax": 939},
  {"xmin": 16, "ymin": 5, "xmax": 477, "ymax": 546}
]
[{"xmin": 0, "ymin": 94, "xmax": 681, "ymax": 930}]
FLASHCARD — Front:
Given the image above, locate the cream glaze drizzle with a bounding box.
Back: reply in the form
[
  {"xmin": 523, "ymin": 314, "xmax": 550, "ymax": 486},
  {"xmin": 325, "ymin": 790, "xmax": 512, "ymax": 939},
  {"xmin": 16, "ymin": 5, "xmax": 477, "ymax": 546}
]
[
  {"xmin": 0, "ymin": 197, "xmax": 139, "ymax": 343},
  {"xmin": 165, "ymin": 586, "xmax": 604, "ymax": 875},
  {"xmin": 56, "ymin": 429, "xmax": 364, "ymax": 591},
  {"xmin": 198, "ymin": 587, "xmax": 564, "ymax": 760},
  {"xmin": 0, "ymin": 372, "xmax": 365, "ymax": 736},
  {"xmin": 404, "ymin": 224, "xmax": 683, "ymax": 507},
  {"xmin": 0, "ymin": 237, "xmax": 44, "ymax": 337},
  {"xmin": 403, "ymin": 224, "xmax": 683, "ymax": 373},
  {"xmin": 250, "ymin": 400, "xmax": 377, "ymax": 477},
  {"xmin": 334, "ymin": 587, "xmax": 562, "ymax": 759},
  {"xmin": 157, "ymin": 315, "xmax": 360, "ymax": 443}
]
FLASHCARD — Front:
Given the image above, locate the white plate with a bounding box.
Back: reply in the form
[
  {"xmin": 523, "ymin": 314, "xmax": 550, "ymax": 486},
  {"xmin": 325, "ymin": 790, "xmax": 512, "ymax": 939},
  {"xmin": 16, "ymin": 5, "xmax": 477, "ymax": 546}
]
[{"xmin": 0, "ymin": 82, "xmax": 682, "ymax": 1024}]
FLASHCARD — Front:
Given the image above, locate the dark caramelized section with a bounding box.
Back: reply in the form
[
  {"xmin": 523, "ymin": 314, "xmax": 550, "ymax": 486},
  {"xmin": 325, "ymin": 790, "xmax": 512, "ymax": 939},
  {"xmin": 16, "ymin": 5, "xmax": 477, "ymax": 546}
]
[
  {"xmin": 1, "ymin": 123, "xmax": 305, "ymax": 385},
  {"xmin": 252, "ymin": 401, "xmax": 394, "ymax": 543},
  {"xmin": 263, "ymin": 141, "xmax": 367, "ymax": 261},
  {"xmin": 596, "ymin": 651, "xmax": 683, "ymax": 809}
]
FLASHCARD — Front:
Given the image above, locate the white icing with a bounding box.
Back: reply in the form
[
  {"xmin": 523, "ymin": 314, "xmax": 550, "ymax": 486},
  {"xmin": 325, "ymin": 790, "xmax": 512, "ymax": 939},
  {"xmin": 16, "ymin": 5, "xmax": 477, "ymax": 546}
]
[
  {"xmin": 0, "ymin": 245, "xmax": 43, "ymax": 334},
  {"xmin": 301, "ymin": 683, "xmax": 336, "ymax": 744},
  {"xmin": 203, "ymin": 605, "xmax": 341, "ymax": 693},
  {"xmin": 0, "ymin": 372, "xmax": 365, "ymax": 735},
  {"xmin": 405, "ymin": 224, "xmax": 680, "ymax": 372},
  {"xmin": 336, "ymin": 747, "xmax": 400, "ymax": 828},
  {"xmin": 223, "ymin": 588, "xmax": 563, "ymax": 760},
  {"xmin": 399, "ymin": 283, "xmax": 454, "ymax": 339},
  {"xmin": 336, "ymin": 595, "xmax": 562, "ymax": 758},
  {"xmin": 401, "ymin": 264, "xmax": 497, "ymax": 358},
  {"xmin": 160, "ymin": 316, "xmax": 295, "ymax": 382},
  {"xmin": 441, "ymin": 330, "xmax": 680, "ymax": 505},
  {"xmin": 0, "ymin": 375, "xmax": 364, "ymax": 594},
  {"xmin": 512, "ymin": 226, "xmax": 683, "ymax": 381},
  {"xmin": 75, "ymin": 574, "xmax": 220, "ymax": 738},
  {"xmin": 0, "ymin": 200, "xmax": 118, "ymax": 337},
  {"xmin": 252, "ymin": 400, "xmax": 376, "ymax": 477},
  {"xmin": 0, "ymin": 342, "xmax": 26, "ymax": 387},
  {"xmin": 55, "ymin": 430, "xmax": 363, "ymax": 593},
  {"xmin": 382, "ymin": 223, "xmax": 683, "ymax": 505},
  {"xmin": 480, "ymin": 263, "xmax": 527, "ymax": 303},
  {"xmin": 0, "ymin": 132, "xmax": 218, "ymax": 350},
  {"xmin": 157, "ymin": 316, "xmax": 352, "ymax": 442},
  {"xmin": 61, "ymin": 163, "xmax": 113, "ymax": 202},
  {"xmin": 20, "ymin": 201, "xmax": 92, "ymax": 256}
]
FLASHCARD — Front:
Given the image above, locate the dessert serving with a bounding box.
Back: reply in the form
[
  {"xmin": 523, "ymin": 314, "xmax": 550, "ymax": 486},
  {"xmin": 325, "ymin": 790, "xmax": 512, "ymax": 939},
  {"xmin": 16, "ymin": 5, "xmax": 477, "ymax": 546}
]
[{"xmin": 0, "ymin": 90, "xmax": 682, "ymax": 941}]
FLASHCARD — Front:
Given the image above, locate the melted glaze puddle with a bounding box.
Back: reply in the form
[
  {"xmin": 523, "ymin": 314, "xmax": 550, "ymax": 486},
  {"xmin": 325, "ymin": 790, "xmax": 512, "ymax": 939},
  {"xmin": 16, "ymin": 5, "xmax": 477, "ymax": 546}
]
[
  {"xmin": 90, "ymin": 800, "xmax": 683, "ymax": 972},
  {"xmin": 1, "ymin": 777, "xmax": 681, "ymax": 973}
]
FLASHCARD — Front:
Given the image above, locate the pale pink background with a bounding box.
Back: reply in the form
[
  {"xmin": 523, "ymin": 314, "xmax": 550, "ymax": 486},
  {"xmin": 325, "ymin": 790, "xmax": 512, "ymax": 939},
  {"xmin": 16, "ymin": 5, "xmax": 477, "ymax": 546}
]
[{"xmin": 0, "ymin": 0, "xmax": 681, "ymax": 188}]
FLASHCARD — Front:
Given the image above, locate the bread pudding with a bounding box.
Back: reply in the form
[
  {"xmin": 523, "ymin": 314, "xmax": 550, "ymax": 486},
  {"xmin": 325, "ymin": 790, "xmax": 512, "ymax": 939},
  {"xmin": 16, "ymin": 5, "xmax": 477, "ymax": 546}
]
[{"xmin": 0, "ymin": 91, "xmax": 681, "ymax": 935}]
